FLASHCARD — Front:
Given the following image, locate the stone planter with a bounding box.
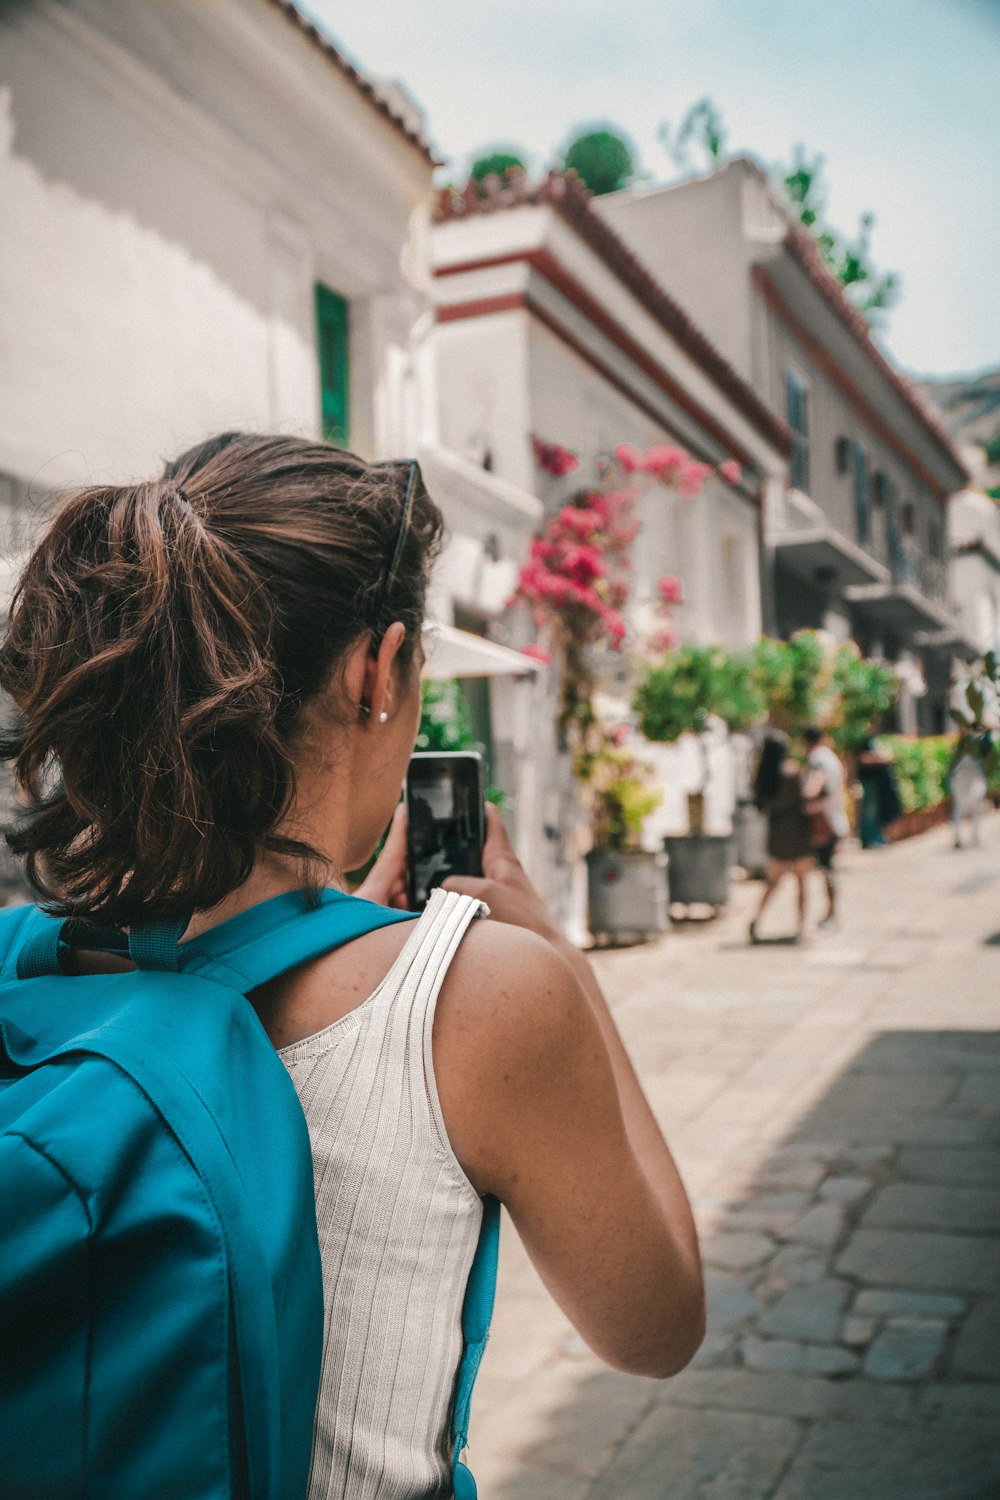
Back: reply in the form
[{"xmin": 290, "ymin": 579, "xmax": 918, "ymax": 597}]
[
  {"xmin": 664, "ymin": 834, "xmax": 731, "ymax": 909},
  {"xmin": 733, "ymin": 800, "xmax": 768, "ymax": 878},
  {"xmin": 586, "ymin": 848, "xmax": 668, "ymax": 944},
  {"xmin": 886, "ymin": 801, "xmax": 951, "ymax": 843}
]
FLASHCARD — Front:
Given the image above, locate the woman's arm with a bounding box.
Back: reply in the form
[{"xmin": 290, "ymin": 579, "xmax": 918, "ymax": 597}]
[{"xmin": 437, "ymin": 809, "xmax": 705, "ymax": 1378}]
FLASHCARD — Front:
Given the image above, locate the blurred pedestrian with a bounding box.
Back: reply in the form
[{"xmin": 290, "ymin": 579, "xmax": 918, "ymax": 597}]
[
  {"xmin": 802, "ymin": 725, "xmax": 849, "ymax": 930},
  {"xmin": 950, "ymin": 748, "xmax": 987, "ymax": 848},
  {"xmin": 857, "ymin": 734, "xmax": 902, "ymax": 848},
  {"xmin": 750, "ymin": 731, "xmax": 813, "ymax": 943}
]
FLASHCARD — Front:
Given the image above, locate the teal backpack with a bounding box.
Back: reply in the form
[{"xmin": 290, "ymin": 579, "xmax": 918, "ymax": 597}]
[{"xmin": 0, "ymin": 889, "xmax": 499, "ymax": 1499}]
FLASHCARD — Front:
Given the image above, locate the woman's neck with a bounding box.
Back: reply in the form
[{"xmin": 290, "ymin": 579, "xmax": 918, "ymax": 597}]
[{"xmin": 182, "ymin": 851, "xmax": 347, "ymax": 942}]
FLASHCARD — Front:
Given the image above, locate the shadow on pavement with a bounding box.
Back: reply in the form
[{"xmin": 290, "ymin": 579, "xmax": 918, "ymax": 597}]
[{"xmin": 489, "ymin": 1029, "xmax": 1000, "ymax": 1500}]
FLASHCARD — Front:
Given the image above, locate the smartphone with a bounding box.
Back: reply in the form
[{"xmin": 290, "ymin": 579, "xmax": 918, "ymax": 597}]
[{"xmin": 405, "ymin": 751, "xmax": 486, "ymax": 911}]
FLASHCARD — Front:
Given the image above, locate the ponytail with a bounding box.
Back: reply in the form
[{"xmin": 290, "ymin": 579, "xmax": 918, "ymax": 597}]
[{"xmin": 0, "ymin": 436, "xmax": 442, "ymax": 926}]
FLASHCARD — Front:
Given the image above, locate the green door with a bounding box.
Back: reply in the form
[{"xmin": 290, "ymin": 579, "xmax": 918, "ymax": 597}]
[{"xmin": 315, "ymin": 284, "xmax": 349, "ymax": 445}]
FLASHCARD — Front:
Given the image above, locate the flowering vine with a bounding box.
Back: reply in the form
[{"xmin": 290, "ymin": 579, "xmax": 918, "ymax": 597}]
[
  {"xmin": 531, "ymin": 435, "xmax": 580, "ymax": 477},
  {"xmin": 511, "ymin": 440, "xmax": 743, "ymax": 799},
  {"xmin": 513, "ymin": 487, "xmax": 637, "ymax": 742}
]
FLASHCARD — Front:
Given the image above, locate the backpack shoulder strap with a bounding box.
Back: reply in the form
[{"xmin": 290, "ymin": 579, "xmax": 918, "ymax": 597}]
[
  {"xmin": 178, "ymin": 889, "xmax": 416, "ymax": 994},
  {"xmin": 451, "ymin": 1193, "xmax": 501, "ymax": 1499}
]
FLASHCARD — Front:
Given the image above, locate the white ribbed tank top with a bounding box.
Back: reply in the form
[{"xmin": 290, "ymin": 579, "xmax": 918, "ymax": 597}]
[{"xmin": 278, "ymin": 888, "xmax": 489, "ymax": 1500}]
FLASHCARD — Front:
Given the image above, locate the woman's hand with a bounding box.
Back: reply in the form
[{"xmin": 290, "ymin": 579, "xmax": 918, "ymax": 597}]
[
  {"xmin": 443, "ymin": 804, "xmax": 560, "ymax": 945},
  {"xmin": 353, "ymin": 803, "xmax": 410, "ymax": 909}
]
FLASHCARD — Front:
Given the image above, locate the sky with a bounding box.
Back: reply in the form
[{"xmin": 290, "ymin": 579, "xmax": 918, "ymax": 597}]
[{"xmin": 305, "ymin": 0, "xmax": 999, "ymax": 381}]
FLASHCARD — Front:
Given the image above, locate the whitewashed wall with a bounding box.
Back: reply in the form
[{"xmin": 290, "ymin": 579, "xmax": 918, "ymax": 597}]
[{"xmin": 0, "ymin": 0, "xmax": 433, "ymax": 499}]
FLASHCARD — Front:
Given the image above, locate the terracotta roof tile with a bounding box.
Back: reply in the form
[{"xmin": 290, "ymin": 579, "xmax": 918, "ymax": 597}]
[
  {"xmin": 266, "ymin": 0, "xmax": 440, "ymax": 166},
  {"xmin": 781, "ymin": 221, "xmax": 967, "ymax": 483}
]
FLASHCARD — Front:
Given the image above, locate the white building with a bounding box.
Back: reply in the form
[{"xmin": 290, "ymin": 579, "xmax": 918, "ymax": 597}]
[
  {"xmin": 0, "ymin": 0, "xmax": 547, "ymax": 884},
  {"xmin": 950, "ymin": 488, "xmax": 1000, "ymax": 659},
  {"xmin": 431, "ymin": 172, "xmax": 790, "ymax": 904},
  {"xmin": 599, "ymin": 158, "xmax": 970, "ymax": 734}
]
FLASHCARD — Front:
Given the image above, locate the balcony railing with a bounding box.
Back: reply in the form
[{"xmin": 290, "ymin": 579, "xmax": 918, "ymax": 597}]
[{"xmin": 883, "ymin": 538, "xmax": 948, "ymax": 604}]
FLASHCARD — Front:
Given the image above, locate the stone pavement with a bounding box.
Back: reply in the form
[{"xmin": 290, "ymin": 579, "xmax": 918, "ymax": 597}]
[{"xmin": 469, "ymin": 818, "xmax": 1000, "ymax": 1498}]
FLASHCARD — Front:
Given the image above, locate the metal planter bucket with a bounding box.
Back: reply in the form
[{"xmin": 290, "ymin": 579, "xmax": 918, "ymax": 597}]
[
  {"xmin": 732, "ymin": 800, "xmax": 768, "ymax": 879},
  {"xmin": 664, "ymin": 834, "xmax": 732, "ymax": 909},
  {"xmin": 587, "ymin": 848, "xmax": 668, "ymax": 944}
]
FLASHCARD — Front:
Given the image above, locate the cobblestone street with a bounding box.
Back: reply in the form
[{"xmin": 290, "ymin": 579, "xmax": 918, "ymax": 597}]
[{"xmin": 470, "ymin": 819, "xmax": 1000, "ymax": 1498}]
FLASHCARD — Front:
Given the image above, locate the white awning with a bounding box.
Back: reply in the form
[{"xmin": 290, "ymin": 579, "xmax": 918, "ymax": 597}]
[{"xmin": 421, "ymin": 623, "xmax": 543, "ymax": 680}]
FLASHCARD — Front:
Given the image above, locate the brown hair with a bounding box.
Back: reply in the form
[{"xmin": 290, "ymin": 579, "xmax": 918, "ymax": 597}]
[{"xmin": 0, "ymin": 434, "xmax": 443, "ymax": 926}]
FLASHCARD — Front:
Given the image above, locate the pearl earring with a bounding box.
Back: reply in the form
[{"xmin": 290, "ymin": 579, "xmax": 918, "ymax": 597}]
[{"xmin": 378, "ymin": 710, "xmax": 388, "ymax": 724}]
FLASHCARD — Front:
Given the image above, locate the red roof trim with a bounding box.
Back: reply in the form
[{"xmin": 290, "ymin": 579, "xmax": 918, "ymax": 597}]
[
  {"xmin": 434, "ymin": 172, "xmax": 790, "ymax": 455},
  {"xmin": 781, "ymin": 223, "xmax": 967, "ymax": 484},
  {"xmin": 266, "ymin": 0, "xmax": 440, "ymax": 166},
  {"xmin": 753, "ymin": 267, "xmax": 954, "ymax": 504},
  {"xmin": 436, "ymin": 274, "xmax": 762, "ymax": 481}
]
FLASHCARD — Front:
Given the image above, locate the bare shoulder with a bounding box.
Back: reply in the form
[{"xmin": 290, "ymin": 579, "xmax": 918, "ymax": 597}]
[
  {"xmin": 432, "ymin": 918, "xmax": 597, "ymax": 1194},
  {"xmin": 436, "ymin": 917, "xmax": 583, "ymax": 1060}
]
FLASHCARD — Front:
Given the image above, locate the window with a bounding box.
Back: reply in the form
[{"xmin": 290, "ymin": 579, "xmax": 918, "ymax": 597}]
[
  {"xmin": 929, "ymin": 517, "xmax": 944, "ymax": 560},
  {"xmin": 901, "ymin": 501, "xmax": 916, "ymax": 536},
  {"xmin": 872, "ymin": 471, "xmax": 891, "ymax": 507},
  {"xmin": 315, "ymin": 284, "xmax": 349, "ymax": 444},
  {"xmin": 786, "ymin": 369, "xmax": 810, "ymax": 492},
  {"xmin": 853, "ymin": 444, "xmax": 870, "ymax": 544},
  {"xmin": 834, "ymin": 436, "xmax": 851, "ymax": 476}
]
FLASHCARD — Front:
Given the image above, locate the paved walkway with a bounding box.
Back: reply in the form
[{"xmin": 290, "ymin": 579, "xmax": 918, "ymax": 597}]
[{"xmin": 469, "ymin": 818, "xmax": 1000, "ymax": 1499}]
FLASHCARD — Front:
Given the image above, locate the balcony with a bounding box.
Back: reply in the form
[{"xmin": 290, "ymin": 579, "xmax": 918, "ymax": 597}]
[
  {"xmin": 844, "ymin": 539, "xmax": 953, "ymax": 633},
  {"xmin": 772, "ymin": 488, "xmax": 890, "ymax": 590}
]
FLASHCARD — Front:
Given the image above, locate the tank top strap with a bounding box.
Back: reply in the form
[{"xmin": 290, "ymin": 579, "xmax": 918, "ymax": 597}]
[{"xmin": 386, "ymin": 887, "xmax": 489, "ymax": 1027}]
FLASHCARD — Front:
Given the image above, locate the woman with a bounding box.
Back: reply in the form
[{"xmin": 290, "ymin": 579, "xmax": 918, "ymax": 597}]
[
  {"xmin": 749, "ymin": 731, "xmax": 813, "ymax": 943},
  {"xmin": 0, "ymin": 435, "xmax": 704, "ymax": 1498}
]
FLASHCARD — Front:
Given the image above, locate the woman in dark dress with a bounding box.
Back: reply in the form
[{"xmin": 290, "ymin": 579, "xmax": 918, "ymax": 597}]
[{"xmin": 749, "ymin": 731, "xmax": 813, "ymax": 942}]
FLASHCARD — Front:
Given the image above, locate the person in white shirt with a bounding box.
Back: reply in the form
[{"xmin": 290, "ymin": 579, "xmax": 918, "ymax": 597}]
[
  {"xmin": 950, "ymin": 750, "xmax": 987, "ymax": 848},
  {"xmin": 802, "ymin": 726, "xmax": 850, "ymax": 930}
]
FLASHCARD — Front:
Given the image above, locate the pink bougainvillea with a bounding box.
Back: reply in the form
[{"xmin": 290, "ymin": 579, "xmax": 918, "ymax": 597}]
[
  {"xmin": 520, "ymin": 643, "xmax": 552, "ymax": 665},
  {"xmin": 511, "ymin": 438, "xmax": 709, "ymax": 752},
  {"xmin": 531, "ymin": 435, "xmax": 580, "ymax": 477},
  {"xmin": 718, "ymin": 458, "xmax": 742, "ymax": 485},
  {"xmin": 648, "ymin": 627, "xmax": 679, "ymax": 654},
  {"xmin": 613, "ymin": 442, "xmax": 716, "ymax": 499}
]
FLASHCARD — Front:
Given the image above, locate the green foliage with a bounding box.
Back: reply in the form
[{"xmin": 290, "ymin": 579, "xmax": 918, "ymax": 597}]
[
  {"xmin": 982, "ymin": 429, "xmax": 1000, "ymax": 467},
  {"xmin": 562, "ymin": 128, "xmax": 637, "ymax": 196},
  {"xmin": 749, "ymin": 631, "xmax": 829, "ymax": 734},
  {"xmin": 882, "ymin": 735, "xmax": 954, "ymax": 814},
  {"xmin": 829, "ymin": 644, "xmax": 898, "ymax": 754},
  {"xmin": 416, "ymin": 679, "xmax": 507, "ymax": 806},
  {"xmin": 416, "ymin": 678, "xmax": 476, "ymax": 752},
  {"xmin": 659, "ymin": 98, "xmax": 727, "ymax": 174},
  {"xmin": 779, "ymin": 147, "xmax": 900, "ymax": 325},
  {"xmin": 988, "ymin": 485, "xmax": 1000, "ymax": 501},
  {"xmin": 951, "ymin": 651, "xmax": 1000, "ymax": 779},
  {"xmin": 579, "ymin": 739, "xmax": 662, "ymax": 851},
  {"xmin": 632, "ymin": 644, "xmax": 725, "ymax": 743},
  {"xmin": 469, "ymin": 150, "xmax": 526, "ymax": 182},
  {"xmin": 651, "ymin": 95, "xmax": 900, "ymax": 328}
]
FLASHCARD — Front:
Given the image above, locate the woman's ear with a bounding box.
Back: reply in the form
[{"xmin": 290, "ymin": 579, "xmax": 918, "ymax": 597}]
[{"xmin": 366, "ymin": 622, "xmax": 408, "ymax": 723}]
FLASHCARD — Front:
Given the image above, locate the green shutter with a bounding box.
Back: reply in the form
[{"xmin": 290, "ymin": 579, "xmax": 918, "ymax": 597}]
[{"xmin": 315, "ymin": 284, "xmax": 350, "ymax": 445}]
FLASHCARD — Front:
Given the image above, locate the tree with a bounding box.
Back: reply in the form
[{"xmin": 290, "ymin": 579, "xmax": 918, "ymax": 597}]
[
  {"xmin": 562, "ymin": 128, "xmax": 636, "ymax": 196},
  {"xmin": 658, "ymin": 98, "xmax": 727, "ymax": 176},
  {"xmin": 469, "ymin": 150, "xmax": 526, "ymax": 182},
  {"xmin": 654, "ymin": 99, "xmax": 900, "ymax": 328},
  {"xmin": 780, "ymin": 147, "xmax": 900, "ymax": 325},
  {"xmin": 828, "ymin": 643, "xmax": 898, "ymax": 755}
]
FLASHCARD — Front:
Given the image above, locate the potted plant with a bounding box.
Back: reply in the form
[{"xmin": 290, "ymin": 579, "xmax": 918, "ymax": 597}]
[
  {"xmin": 510, "ymin": 441, "xmax": 741, "ymax": 934},
  {"xmin": 579, "ymin": 728, "xmax": 667, "ymax": 943},
  {"xmin": 633, "ymin": 644, "xmax": 755, "ymax": 909}
]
